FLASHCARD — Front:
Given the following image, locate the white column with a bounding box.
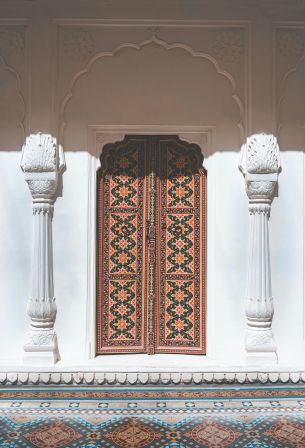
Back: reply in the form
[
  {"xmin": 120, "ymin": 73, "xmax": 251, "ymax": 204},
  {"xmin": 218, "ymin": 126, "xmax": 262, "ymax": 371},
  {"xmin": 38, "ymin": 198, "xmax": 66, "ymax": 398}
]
[
  {"xmin": 239, "ymin": 133, "xmax": 281, "ymax": 364},
  {"xmin": 21, "ymin": 133, "xmax": 65, "ymax": 364}
]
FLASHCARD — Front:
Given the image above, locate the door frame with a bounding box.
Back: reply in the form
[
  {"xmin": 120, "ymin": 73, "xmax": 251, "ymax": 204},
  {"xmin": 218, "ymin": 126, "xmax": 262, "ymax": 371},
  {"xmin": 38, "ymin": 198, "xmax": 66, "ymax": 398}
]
[{"xmin": 86, "ymin": 125, "xmax": 214, "ymax": 360}]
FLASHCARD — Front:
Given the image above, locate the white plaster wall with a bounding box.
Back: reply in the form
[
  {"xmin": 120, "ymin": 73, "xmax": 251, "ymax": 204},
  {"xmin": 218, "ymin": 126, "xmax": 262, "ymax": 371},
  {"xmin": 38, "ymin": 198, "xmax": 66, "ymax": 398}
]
[
  {"xmin": 0, "ymin": 152, "xmax": 31, "ymax": 362},
  {"xmin": 53, "ymin": 152, "xmax": 88, "ymax": 363},
  {"xmin": 0, "ymin": 150, "xmax": 303, "ymax": 368},
  {"xmin": 0, "ymin": 0, "xmax": 304, "ymax": 370},
  {"xmin": 271, "ymin": 151, "xmax": 304, "ymax": 364}
]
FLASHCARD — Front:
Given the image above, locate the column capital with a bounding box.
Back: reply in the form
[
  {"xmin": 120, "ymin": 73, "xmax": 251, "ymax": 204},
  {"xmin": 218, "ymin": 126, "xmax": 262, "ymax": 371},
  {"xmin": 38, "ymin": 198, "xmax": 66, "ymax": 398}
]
[
  {"xmin": 239, "ymin": 133, "xmax": 280, "ymax": 202},
  {"xmin": 20, "ymin": 132, "xmax": 65, "ymax": 201}
]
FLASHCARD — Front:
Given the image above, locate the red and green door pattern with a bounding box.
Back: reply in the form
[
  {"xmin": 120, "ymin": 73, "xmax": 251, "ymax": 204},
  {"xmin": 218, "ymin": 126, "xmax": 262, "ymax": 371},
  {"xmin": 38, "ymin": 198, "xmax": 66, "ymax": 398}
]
[{"xmin": 96, "ymin": 135, "xmax": 206, "ymax": 355}]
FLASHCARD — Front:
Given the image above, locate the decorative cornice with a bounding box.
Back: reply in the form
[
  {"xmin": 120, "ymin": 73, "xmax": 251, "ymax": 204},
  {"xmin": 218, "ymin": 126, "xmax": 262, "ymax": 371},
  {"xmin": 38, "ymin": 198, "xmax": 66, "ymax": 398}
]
[
  {"xmin": 0, "ymin": 52, "xmax": 25, "ymax": 143},
  {"xmin": 0, "ymin": 371, "xmax": 305, "ymax": 385}
]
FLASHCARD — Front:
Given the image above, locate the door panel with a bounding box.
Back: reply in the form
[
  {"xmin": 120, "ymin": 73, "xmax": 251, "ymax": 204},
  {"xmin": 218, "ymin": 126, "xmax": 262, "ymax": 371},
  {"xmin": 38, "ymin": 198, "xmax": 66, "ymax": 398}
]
[
  {"xmin": 96, "ymin": 135, "xmax": 206, "ymax": 355},
  {"xmin": 156, "ymin": 138, "xmax": 206, "ymax": 354},
  {"xmin": 96, "ymin": 137, "xmax": 148, "ymax": 353}
]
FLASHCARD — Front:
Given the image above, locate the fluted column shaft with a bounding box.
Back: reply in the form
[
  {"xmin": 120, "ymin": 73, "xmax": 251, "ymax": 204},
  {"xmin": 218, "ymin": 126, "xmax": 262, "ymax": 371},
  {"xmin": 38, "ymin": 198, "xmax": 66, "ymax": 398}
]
[
  {"xmin": 245, "ymin": 201, "xmax": 276, "ymax": 355},
  {"xmin": 27, "ymin": 202, "xmax": 56, "ymax": 327},
  {"xmin": 24, "ymin": 200, "xmax": 59, "ymax": 362}
]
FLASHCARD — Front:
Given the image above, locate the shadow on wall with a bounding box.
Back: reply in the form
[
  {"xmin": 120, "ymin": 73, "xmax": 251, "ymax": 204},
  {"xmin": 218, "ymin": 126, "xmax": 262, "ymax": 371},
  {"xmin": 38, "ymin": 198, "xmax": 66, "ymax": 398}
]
[{"xmin": 0, "ymin": 35, "xmax": 304, "ymax": 154}]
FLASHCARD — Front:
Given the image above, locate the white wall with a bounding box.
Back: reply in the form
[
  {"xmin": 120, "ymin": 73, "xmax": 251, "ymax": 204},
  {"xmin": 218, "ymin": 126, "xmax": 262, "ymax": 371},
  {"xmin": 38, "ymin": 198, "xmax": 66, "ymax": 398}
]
[{"xmin": 0, "ymin": 0, "xmax": 304, "ymax": 370}]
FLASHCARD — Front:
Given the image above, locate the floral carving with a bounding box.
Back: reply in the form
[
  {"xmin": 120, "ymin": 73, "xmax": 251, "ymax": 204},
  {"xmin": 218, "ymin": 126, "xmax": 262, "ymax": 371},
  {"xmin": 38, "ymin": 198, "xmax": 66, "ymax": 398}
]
[
  {"xmin": 33, "ymin": 204, "xmax": 54, "ymax": 216},
  {"xmin": 211, "ymin": 29, "xmax": 244, "ymax": 63},
  {"xmin": 0, "ymin": 28, "xmax": 24, "ymax": 55},
  {"xmin": 27, "ymin": 297, "xmax": 57, "ymax": 323},
  {"xmin": 26, "ymin": 180, "xmax": 57, "ymax": 197},
  {"xmin": 246, "ymin": 329, "xmax": 276, "ymax": 350},
  {"xmin": 247, "ymin": 181, "xmax": 275, "ymax": 200},
  {"xmin": 21, "ymin": 133, "xmax": 57, "ymax": 173},
  {"xmin": 62, "ymin": 28, "xmax": 94, "ymax": 62},
  {"xmin": 277, "ymin": 29, "xmax": 305, "ymax": 59},
  {"xmin": 248, "ymin": 202, "xmax": 271, "ymax": 215},
  {"xmin": 24, "ymin": 330, "xmax": 57, "ymax": 348},
  {"xmin": 246, "ymin": 134, "xmax": 280, "ymax": 174}
]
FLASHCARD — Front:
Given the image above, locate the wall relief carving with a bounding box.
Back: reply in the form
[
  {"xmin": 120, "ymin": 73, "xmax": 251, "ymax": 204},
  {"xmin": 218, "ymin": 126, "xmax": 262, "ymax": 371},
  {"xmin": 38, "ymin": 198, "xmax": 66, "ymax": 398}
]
[
  {"xmin": 62, "ymin": 28, "xmax": 94, "ymax": 62},
  {"xmin": 58, "ymin": 31, "xmax": 246, "ymax": 149},
  {"xmin": 0, "ymin": 28, "xmax": 24, "ymax": 56},
  {"xmin": 211, "ymin": 29, "xmax": 244, "ymax": 63},
  {"xmin": 0, "ymin": 25, "xmax": 26, "ymax": 148},
  {"xmin": 276, "ymin": 26, "xmax": 305, "ymax": 147},
  {"xmin": 277, "ymin": 29, "xmax": 305, "ymax": 60}
]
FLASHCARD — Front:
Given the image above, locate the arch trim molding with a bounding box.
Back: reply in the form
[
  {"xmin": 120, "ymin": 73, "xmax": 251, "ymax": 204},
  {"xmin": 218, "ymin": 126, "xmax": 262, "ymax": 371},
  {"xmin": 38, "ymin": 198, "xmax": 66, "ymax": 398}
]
[{"xmin": 59, "ymin": 35, "xmax": 245, "ymax": 145}]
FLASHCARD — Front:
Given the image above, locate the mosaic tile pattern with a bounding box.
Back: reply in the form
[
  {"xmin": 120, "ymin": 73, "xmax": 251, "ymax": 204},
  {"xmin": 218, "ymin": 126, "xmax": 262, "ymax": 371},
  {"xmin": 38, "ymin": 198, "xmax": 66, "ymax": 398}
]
[{"xmin": 1, "ymin": 386, "xmax": 305, "ymax": 447}]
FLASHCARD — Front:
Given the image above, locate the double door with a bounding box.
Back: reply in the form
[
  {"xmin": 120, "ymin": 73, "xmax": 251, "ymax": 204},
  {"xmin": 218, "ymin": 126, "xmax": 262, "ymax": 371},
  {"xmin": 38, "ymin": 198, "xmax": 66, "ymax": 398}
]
[{"xmin": 96, "ymin": 135, "xmax": 206, "ymax": 355}]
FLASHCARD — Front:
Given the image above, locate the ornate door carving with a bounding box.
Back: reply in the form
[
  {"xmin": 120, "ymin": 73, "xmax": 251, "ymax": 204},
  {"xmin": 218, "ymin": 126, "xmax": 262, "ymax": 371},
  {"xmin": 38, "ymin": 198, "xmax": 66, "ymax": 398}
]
[{"xmin": 96, "ymin": 136, "xmax": 206, "ymax": 355}]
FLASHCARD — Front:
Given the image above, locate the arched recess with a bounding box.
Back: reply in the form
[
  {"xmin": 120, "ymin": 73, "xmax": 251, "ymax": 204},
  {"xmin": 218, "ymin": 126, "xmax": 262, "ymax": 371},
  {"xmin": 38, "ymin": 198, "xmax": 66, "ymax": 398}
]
[
  {"xmin": 277, "ymin": 54, "xmax": 305, "ymax": 149},
  {"xmin": 60, "ymin": 36, "xmax": 244, "ymax": 152},
  {"xmin": 0, "ymin": 55, "xmax": 25, "ymax": 149}
]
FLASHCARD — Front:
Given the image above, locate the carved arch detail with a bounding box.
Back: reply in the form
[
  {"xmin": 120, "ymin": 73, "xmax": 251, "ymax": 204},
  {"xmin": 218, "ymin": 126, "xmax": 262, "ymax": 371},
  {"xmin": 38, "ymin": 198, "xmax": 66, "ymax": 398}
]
[
  {"xmin": 59, "ymin": 35, "xmax": 245, "ymax": 144},
  {"xmin": 276, "ymin": 53, "xmax": 305, "ymax": 137},
  {"xmin": 0, "ymin": 53, "xmax": 26, "ymax": 146}
]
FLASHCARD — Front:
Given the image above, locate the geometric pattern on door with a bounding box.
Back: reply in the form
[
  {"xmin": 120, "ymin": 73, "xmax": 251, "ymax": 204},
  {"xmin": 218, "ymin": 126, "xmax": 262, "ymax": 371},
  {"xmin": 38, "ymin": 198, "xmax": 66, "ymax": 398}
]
[{"xmin": 96, "ymin": 135, "xmax": 206, "ymax": 354}]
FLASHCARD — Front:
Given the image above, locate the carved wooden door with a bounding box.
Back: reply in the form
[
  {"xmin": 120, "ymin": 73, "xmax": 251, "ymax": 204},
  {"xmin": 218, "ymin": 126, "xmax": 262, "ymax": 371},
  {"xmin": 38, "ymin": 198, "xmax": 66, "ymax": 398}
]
[{"xmin": 96, "ymin": 136, "xmax": 206, "ymax": 355}]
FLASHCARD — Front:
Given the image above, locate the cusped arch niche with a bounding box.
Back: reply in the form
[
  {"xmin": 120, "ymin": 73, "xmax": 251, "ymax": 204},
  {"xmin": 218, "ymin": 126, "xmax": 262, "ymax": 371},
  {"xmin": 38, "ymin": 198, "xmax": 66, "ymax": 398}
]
[
  {"xmin": 277, "ymin": 54, "xmax": 305, "ymax": 149},
  {"xmin": 0, "ymin": 55, "xmax": 25, "ymax": 149},
  {"xmin": 62, "ymin": 37, "xmax": 243, "ymax": 152}
]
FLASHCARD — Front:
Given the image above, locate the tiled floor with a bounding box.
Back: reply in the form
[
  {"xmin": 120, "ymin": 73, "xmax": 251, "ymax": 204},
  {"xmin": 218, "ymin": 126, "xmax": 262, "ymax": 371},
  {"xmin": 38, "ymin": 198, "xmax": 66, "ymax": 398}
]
[{"xmin": 1, "ymin": 386, "xmax": 305, "ymax": 447}]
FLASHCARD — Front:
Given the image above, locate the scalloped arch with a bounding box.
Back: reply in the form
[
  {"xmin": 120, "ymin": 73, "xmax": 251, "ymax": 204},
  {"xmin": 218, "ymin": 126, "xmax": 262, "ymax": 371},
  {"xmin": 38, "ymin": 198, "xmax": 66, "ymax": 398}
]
[
  {"xmin": 59, "ymin": 35, "xmax": 245, "ymax": 144},
  {"xmin": 0, "ymin": 53, "xmax": 25, "ymax": 147},
  {"xmin": 277, "ymin": 53, "xmax": 305, "ymax": 136}
]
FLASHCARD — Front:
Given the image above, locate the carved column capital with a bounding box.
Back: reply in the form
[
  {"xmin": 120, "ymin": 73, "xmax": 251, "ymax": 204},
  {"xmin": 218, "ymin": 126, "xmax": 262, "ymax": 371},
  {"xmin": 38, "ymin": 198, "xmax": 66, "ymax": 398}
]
[
  {"xmin": 21, "ymin": 132, "xmax": 65, "ymax": 201},
  {"xmin": 240, "ymin": 133, "xmax": 281, "ymax": 365},
  {"xmin": 20, "ymin": 133, "xmax": 65, "ymax": 365},
  {"xmin": 240, "ymin": 133, "xmax": 280, "ymax": 202}
]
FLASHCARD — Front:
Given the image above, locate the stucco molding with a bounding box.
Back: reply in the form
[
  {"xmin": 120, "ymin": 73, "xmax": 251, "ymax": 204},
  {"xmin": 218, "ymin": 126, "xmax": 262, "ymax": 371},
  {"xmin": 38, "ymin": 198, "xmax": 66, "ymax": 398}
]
[
  {"xmin": 0, "ymin": 27, "xmax": 24, "ymax": 55},
  {"xmin": 0, "ymin": 22, "xmax": 28, "ymax": 145},
  {"xmin": 275, "ymin": 25, "xmax": 305, "ymax": 138},
  {"xmin": 59, "ymin": 35, "xmax": 245, "ymax": 144},
  {"xmin": 0, "ymin": 52, "xmax": 25, "ymax": 143},
  {"xmin": 210, "ymin": 29, "xmax": 244, "ymax": 63},
  {"xmin": 0, "ymin": 370, "xmax": 305, "ymax": 386},
  {"xmin": 62, "ymin": 27, "xmax": 94, "ymax": 62}
]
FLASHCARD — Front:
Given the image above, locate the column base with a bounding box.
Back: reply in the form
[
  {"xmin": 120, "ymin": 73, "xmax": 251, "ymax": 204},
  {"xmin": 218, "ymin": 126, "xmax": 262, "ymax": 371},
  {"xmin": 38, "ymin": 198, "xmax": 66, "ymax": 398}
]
[
  {"xmin": 23, "ymin": 329, "xmax": 60, "ymax": 365},
  {"xmin": 246, "ymin": 351, "xmax": 278, "ymax": 365},
  {"xmin": 245, "ymin": 328, "xmax": 277, "ymax": 365},
  {"xmin": 23, "ymin": 350, "xmax": 60, "ymax": 365}
]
